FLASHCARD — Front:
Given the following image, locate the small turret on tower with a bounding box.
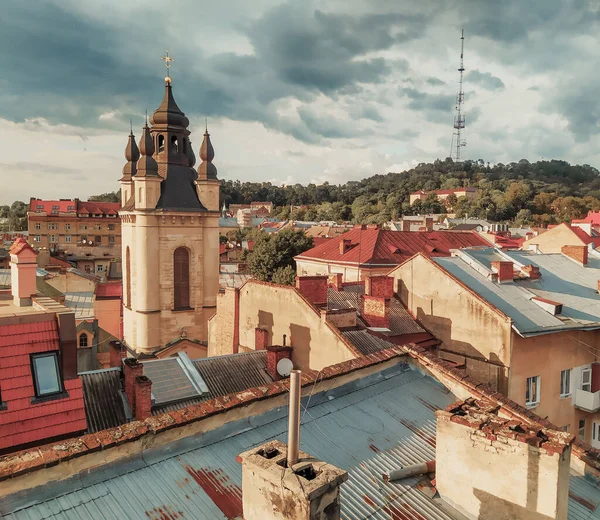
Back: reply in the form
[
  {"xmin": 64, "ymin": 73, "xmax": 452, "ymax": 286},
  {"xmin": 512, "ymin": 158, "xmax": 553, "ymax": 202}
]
[
  {"xmin": 195, "ymin": 123, "xmax": 220, "ymax": 211},
  {"xmin": 120, "ymin": 126, "xmax": 140, "ymax": 206},
  {"xmin": 134, "ymin": 122, "xmax": 161, "ymax": 209}
]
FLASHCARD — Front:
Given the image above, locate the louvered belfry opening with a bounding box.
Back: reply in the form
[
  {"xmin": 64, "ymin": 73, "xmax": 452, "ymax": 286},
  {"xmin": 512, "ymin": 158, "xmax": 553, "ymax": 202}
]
[{"xmin": 174, "ymin": 247, "xmax": 190, "ymax": 309}]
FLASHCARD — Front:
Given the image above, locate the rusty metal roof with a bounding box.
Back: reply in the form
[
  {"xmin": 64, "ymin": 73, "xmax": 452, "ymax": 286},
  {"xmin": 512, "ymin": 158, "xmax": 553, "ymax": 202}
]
[
  {"xmin": 80, "ymin": 367, "xmax": 128, "ymax": 433},
  {"xmin": 3, "ymin": 362, "xmax": 600, "ymax": 519},
  {"xmin": 341, "ymin": 329, "xmax": 397, "ymax": 355}
]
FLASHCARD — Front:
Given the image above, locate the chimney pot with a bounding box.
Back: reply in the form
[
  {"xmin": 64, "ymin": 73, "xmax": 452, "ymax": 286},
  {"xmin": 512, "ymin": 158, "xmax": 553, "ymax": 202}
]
[
  {"xmin": 123, "ymin": 358, "xmax": 143, "ymax": 416},
  {"xmin": 561, "ymin": 245, "xmax": 588, "ymax": 266},
  {"xmin": 266, "ymin": 345, "xmax": 292, "ymax": 381},
  {"xmin": 365, "ymin": 275, "xmax": 394, "ymax": 298},
  {"xmin": 361, "ymin": 295, "xmax": 390, "ymax": 328},
  {"xmin": 9, "ymin": 238, "xmax": 38, "ymax": 307},
  {"xmin": 295, "ymin": 275, "xmax": 328, "ymax": 306},
  {"xmin": 491, "ymin": 261, "xmax": 514, "ymax": 282},
  {"xmin": 134, "ymin": 375, "xmax": 152, "ymax": 421}
]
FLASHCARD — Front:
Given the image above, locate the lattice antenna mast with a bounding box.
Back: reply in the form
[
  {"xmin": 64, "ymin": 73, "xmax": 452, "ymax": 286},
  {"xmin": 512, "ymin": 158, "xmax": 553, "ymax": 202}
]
[{"xmin": 450, "ymin": 29, "xmax": 466, "ymax": 162}]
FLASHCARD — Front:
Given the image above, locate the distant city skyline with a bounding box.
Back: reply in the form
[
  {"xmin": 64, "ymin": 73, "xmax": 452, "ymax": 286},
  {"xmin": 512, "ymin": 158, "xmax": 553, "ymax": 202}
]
[{"xmin": 0, "ymin": 0, "xmax": 598, "ymax": 203}]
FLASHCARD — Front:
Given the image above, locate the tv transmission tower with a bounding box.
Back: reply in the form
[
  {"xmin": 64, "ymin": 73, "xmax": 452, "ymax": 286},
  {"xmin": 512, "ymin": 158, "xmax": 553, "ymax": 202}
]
[{"xmin": 450, "ymin": 29, "xmax": 466, "ymax": 162}]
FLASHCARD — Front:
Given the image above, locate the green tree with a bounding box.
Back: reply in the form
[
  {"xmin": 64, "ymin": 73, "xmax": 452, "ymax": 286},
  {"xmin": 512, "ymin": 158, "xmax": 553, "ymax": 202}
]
[
  {"xmin": 271, "ymin": 265, "xmax": 296, "ymax": 285},
  {"xmin": 247, "ymin": 230, "xmax": 313, "ymax": 282},
  {"xmin": 89, "ymin": 191, "xmax": 120, "ymax": 203},
  {"xmin": 9, "ymin": 201, "xmax": 27, "ymax": 231}
]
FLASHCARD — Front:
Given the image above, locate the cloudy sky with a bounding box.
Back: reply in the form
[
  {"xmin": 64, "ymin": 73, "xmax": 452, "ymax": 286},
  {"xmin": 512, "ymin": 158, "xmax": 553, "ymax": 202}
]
[{"xmin": 0, "ymin": 0, "xmax": 599, "ymax": 203}]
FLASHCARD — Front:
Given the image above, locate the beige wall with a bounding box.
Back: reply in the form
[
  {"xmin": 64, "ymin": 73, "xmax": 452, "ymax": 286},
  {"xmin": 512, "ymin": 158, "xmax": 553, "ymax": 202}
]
[
  {"xmin": 436, "ymin": 413, "xmax": 570, "ymax": 520},
  {"xmin": 121, "ymin": 210, "xmax": 220, "ymax": 355},
  {"xmin": 295, "ymin": 258, "xmax": 393, "ymax": 282},
  {"xmin": 94, "ymin": 298, "xmax": 121, "ymax": 339},
  {"xmin": 389, "ymin": 254, "xmax": 513, "ymax": 392},
  {"xmin": 208, "ymin": 281, "xmax": 356, "ymax": 371},
  {"xmin": 510, "ymin": 331, "xmax": 598, "ymax": 434},
  {"xmin": 208, "ymin": 289, "xmax": 238, "ymax": 356},
  {"xmin": 523, "ymin": 224, "xmax": 585, "ymax": 253},
  {"xmin": 46, "ymin": 272, "xmax": 95, "ymax": 293}
]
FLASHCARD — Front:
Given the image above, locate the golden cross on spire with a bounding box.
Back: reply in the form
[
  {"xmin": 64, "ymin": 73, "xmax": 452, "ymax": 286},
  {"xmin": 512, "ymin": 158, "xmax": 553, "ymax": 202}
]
[{"xmin": 160, "ymin": 49, "xmax": 175, "ymax": 82}]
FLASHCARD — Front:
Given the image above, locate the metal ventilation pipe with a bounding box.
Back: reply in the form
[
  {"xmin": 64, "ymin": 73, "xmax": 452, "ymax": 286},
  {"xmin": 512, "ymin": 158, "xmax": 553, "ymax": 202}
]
[{"xmin": 287, "ymin": 370, "xmax": 301, "ymax": 467}]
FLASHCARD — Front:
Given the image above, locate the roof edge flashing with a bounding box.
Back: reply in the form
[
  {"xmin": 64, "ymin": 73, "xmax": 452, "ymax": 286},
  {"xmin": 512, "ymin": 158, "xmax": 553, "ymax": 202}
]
[{"xmin": 177, "ymin": 352, "xmax": 209, "ymax": 395}]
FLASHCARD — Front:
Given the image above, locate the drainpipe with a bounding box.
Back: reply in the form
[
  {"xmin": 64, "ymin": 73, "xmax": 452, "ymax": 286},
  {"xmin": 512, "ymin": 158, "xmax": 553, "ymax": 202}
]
[{"xmin": 288, "ymin": 370, "xmax": 301, "ymax": 467}]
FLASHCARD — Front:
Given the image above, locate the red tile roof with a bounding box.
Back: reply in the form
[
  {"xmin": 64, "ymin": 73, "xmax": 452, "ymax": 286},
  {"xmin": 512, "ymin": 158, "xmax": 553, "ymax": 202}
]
[
  {"xmin": 566, "ymin": 224, "xmax": 600, "ymax": 247},
  {"xmin": 78, "ymin": 201, "xmax": 119, "ymax": 215},
  {"xmin": 8, "ymin": 237, "xmax": 36, "ymax": 256},
  {"xmin": 0, "ymin": 318, "xmax": 86, "ymax": 451},
  {"xmin": 95, "ymin": 282, "xmax": 123, "ymax": 299},
  {"xmin": 28, "ymin": 199, "xmax": 120, "ymax": 216},
  {"xmin": 47, "ymin": 256, "xmax": 73, "ymax": 269},
  {"xmin": 576, "ymin": 211, "xmax": 600, "ymax": 225},
  {"xmin": 488, "ymin": 233, "xmax": 525, "ymax": 250},
  {"xmin": 296, "ymin": 227, "xmax": 490, "ymax": 265}
]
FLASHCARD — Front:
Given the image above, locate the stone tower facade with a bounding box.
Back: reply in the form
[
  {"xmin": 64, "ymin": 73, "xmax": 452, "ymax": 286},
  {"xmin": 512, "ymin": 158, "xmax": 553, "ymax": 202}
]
[{"xmin": 119, "ymin": 81, "xmax": 220, "ymax": 356}]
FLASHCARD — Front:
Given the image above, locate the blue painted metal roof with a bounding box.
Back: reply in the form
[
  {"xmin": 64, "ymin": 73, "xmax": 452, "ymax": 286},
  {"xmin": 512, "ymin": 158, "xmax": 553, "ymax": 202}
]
[{"xmin": 3, "ymin": 363, "xmax": 600, "ymax": 519}]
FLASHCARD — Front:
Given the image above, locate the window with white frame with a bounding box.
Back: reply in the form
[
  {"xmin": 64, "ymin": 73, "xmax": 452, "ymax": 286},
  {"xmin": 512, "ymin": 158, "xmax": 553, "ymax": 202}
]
[
  {"xmin": 579, "ymin": 419, "xmax": 586, "ymax": 440},
  {"xmin": 49, "ymin": 235, "xmax": 57, "ymax": 243},
  {"xmin": 97, "ymin": 265, "xmax": 103, "ymax": 272},
  {"xmin": 65, "ymin": 235, "xmax": 71, "ymax": 243},
  {"xmin": 34, "ymin": 235, "xmax": 40, "ymax": 242},
  {"xmin": 65, "ymin": 223, "xmax": 71, "ymax": 231},
  {"xmin": 34, "ymin": 223, "xmax": 40, "ymax": 230},
  {"xmin": 582, "ymin": 368, "xmax": 592, "ymax": 392},
  {"xmin": 526, "ymin": 375, "xmax": 540, "ymax": 407},
  {"xmin": 560, "ymin": 369, "xmax": 572, "ymax": 398}
]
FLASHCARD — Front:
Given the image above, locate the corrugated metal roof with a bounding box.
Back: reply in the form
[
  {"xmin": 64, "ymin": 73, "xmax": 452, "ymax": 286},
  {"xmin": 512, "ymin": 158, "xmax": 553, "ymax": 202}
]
[
  {"xmin": 63, "ymin": 292, "xmax": 95, "ymax": 319},
  {"xmin": 327, "ymin": 286, "xmax": 425, "ymax": 336},
  {"xmin": 341, "ymin": 329, "xmax": 397, "ymax": 355},
  {"xmin": 3, "ymin": 364, "xmax": 600, "ymax": 520},
  {"xmin": 436, "ymin": 250, "xmax": 600, "ymax": 335},
  {"xmin": 80, "ymin": 368, "xmax": 128, "ymax": 433}
]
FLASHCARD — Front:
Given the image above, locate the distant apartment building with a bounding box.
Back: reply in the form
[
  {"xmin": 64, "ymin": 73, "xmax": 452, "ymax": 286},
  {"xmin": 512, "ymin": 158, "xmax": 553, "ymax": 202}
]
[
  {"xmin": 27, "ymin": 199, "xmax": 121, "ymax": 261},
  {"xmin": 410, "ymin": 187, "xmax": 478, "ymax": 205}
]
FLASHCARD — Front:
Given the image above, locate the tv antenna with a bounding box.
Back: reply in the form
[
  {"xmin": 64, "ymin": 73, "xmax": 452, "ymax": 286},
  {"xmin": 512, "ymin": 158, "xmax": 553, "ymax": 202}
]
[{"xmin": 450, "ymin": 29, "xmax": 466, "ymax": 162}]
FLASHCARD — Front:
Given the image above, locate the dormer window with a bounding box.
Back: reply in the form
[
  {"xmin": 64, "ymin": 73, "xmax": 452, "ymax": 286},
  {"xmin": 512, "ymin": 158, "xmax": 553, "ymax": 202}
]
[{"xmin": 31, "ymin": 352, "xmax": 63, "ymax": 397}]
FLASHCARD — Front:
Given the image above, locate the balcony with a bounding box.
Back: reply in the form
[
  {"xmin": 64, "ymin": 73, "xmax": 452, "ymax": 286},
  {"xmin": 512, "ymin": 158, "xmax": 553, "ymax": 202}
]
[{"xmin": 574, "ymin": 388, "xmax": 600, "ymax": 412}]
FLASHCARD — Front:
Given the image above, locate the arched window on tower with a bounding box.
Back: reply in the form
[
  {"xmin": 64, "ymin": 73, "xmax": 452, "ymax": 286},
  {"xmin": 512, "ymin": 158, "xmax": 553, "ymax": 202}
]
[
  {"xmin": 174, "ymin": 247, "xmax": 190, "ymax": 310},
  {"xmin": 158, "ymin": 134, "xmax": 165, "ymax": 152},
  {"xmin": 171, "ymin": 135, "xmax": 178, "ymax": 152},
  {"xmin": 125, "ymin": 246, "xmax": 131, "ymax": 308}
]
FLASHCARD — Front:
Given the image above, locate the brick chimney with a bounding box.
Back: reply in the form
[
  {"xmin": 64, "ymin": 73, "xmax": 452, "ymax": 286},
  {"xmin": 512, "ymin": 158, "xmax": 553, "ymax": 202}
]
[
  {"xmin": 490, "ymin": 261, "xmax": 514, "ymax": 283},
  {"xmin": 238, "ymin": 439, "xmax": 348, "ymax": 520},
  {"xmin": 561, "ymin": 245, "xmax": 588, "ymax": 266},
  {"xmin": 328, "ymin": 273, "xmax": 343, "ymax": 291},
  {"xmin": 365, "ymin": 275, "xmax": 394, "ymax": 298},
  {"xmin": 109, "ymin": 340, "xmax": 126, "ymax": 368},
  {"xmin": 57, "ymin": 312, "xmax": 78, "ymax": 380},
  {"xmin": 295, "ymin": 275, "xmax": 328, "ymax": 306},
  {"xmin": 134, "ymin": 375, "xmax": 153, "ymax": 421},
  {"xmin": 425, "ymin": 217, "xmax": 434, "ymax": 232},
  {"xmin": 521, "ymin": 265, "xmax": 541, "ymax": 280},
  {"xmin": 361, "ymin": 295, "xmax": 390, "ymax": 328},
  {"xmin": 9, "ymin": 238, "xmax": 38, "ymax": 307},
  {"xmin": 402, "ymin": 219, "xmax": 411, "ymax": 232},
  {"xmin": 339, "ymin": 238, "xmax": 352, "ymax": 255},
  {"xmin": 436, "ymin": 399, "xmax": 573, "ymax": 520},
  {"xmin": 123, "ymin": 358, "xmax": 143, "ymax": 416},
  {"xmin": 255, "ymin": 327, "xmax": 268, "ymax": 350},
  {"xmin": 266, "ymin": 345, "xmax": 293, "ymax": 381}
]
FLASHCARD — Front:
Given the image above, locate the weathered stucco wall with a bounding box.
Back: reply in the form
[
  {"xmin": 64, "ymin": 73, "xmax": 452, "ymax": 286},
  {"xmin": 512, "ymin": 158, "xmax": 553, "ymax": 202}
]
[
  {"xmin": 436, "ymin": 413, "xmax": 571, "ymax": 520},
  {"xmin": 295, "ymin": 258, "xmax": 391, "ymax": 282},
  {"xmin": 389, "ymin": 255, "xmax": 513, "ymax": 392},
  {"xmin": 46, "ymin": 272, "xmax": 95, "ymax": 293},
  {"xmin": 209, "ymin": 281, "xmax": 355, "ymax": 370},
  {"xmin": 208, "ymin": 288, "xmax": 238, "ymax": 357},
  {"xmin": 510, "ymin": 330, "xmax": 598, "ymax": 435},
  {"xmin": 94, "ymin": 298, "xmax": 121, "ymax": 339}
]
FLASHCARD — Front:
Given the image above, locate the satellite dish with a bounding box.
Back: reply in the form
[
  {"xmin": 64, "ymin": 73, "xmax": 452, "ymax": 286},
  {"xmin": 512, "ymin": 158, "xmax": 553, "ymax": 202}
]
[{"xmin": 277, "ymin": 358, "xmax": 293, "ymax": 378}]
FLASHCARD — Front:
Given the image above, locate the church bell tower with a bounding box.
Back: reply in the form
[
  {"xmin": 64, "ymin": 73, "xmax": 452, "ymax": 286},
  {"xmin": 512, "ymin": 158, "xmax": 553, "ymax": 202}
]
[{"xmin": 119, "ymin": 55, "xmax": 220, "ymax": 357}]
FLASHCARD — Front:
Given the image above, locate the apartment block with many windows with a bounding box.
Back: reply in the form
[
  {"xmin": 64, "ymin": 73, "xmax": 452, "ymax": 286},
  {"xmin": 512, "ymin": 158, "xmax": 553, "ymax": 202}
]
[{"xmin": 27, "ymin": 199, "xmax": 121, "ymax": 262}]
